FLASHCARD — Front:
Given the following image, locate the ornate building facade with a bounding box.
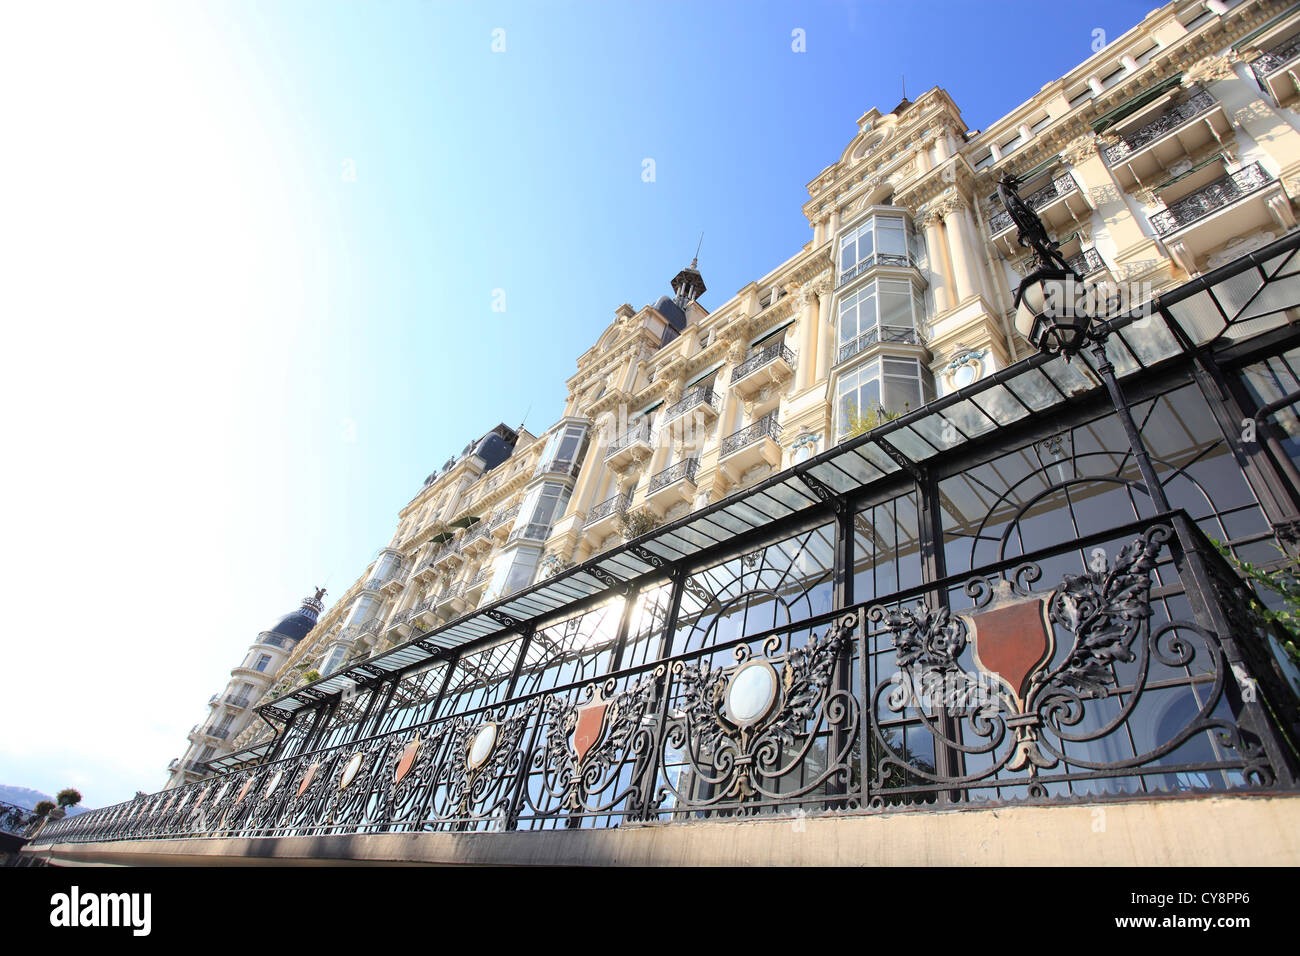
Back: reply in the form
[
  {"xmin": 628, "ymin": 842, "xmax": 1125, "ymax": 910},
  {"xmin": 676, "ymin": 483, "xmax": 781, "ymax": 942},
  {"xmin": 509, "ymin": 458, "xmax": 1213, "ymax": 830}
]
[{"xmin": 44, "ymin": 0, "xmax": 1300, "ymax": 863}]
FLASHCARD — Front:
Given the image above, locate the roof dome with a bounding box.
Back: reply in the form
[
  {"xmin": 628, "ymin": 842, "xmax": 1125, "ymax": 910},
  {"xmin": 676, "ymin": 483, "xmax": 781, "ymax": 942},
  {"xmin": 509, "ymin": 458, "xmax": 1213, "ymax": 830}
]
[
  {"xmin": 652, "ymin": 294, "xmax": 687, "ymax": 331},
  {"xmin": 265, "ymin": 591, "xmax": 324, "ymax": 645}
]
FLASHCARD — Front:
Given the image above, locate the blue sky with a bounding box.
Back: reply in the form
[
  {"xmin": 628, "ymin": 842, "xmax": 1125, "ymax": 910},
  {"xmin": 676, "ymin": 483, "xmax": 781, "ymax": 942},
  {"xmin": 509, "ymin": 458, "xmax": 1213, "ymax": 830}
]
[{"xmin": 0, "ymin": 0, "xmax": 1153, "ymax": 805}]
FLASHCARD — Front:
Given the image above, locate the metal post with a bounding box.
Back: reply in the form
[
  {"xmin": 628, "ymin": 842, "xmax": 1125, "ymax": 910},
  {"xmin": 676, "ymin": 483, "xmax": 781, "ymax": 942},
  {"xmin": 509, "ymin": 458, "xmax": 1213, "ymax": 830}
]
[{"xmin": 1090, "ymin": 335, "xmax": 1172, "ymax": 514}]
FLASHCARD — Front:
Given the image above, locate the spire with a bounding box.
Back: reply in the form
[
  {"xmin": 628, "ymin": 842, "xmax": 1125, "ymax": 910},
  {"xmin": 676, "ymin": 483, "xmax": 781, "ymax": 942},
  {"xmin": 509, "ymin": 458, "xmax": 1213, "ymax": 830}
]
[{"xmin": 671, "ymin": 239, "xmax": 707, "ymax": 309}]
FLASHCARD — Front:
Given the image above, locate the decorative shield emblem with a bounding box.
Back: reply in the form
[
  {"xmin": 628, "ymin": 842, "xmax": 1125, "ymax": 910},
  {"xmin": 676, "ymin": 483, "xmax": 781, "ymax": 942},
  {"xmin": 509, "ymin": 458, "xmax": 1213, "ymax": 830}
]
[
  {"xmin": 467, "ymin": 723, "xmax": 497, "ymax": 770},
  {"xmin": 264, "ymin": 769, "xmax": 284, "ymax": 800},
  {"xmin": 961, "ymin": 592, "xmax": 1054, "ymax": 710},
  {"xmin": 394, "ymin": 736, "xmax": 421, "ymax": 785},
  {"xmin": 297, "ymin": 762, "xmax": 320, "ymax": 798},
  {"xmin": 724, "ymin": 659, "xmax": 780, "ymax": 727},
  {"xmin": 338, "ymin": 752, "xmax": 365, "ymax": 791},
  {"xmin": 573, "ymin": 694, "xmax": 609, "ymax": 765}
]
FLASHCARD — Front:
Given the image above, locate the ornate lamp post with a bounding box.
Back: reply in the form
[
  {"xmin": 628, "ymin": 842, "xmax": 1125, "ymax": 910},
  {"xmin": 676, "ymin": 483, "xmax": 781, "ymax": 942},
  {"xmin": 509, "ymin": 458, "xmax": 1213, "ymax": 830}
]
[{"xmin": 999, "ymin": 174, "xmax": 1171, "ymax": 513}]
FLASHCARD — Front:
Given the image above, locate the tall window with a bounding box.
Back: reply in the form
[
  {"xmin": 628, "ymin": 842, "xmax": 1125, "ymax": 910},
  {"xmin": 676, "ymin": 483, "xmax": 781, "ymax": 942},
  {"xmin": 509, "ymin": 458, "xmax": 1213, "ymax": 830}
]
[
  {"xmin": 836, "ymin": 357, "xmax": 933, "ymax": 438},
  {"xmin": 254, "ymin": 654, "xmax": 272, "ymax": 673},
  {"xmin": 839, "ymin": 212, "xmax": 911, "ymax": 275},
  {"xmin": 838, "ymin": 278, "xmax": 923, "ymax": 363},
  {"xmin": 535, "ymin": 423, "xmax": 588, "ymax": 476}
]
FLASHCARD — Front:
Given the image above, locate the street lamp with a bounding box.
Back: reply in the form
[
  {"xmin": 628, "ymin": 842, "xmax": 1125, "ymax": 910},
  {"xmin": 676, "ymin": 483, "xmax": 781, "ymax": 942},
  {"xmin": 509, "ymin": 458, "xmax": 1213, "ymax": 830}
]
[{"xmin": 999, "ymin": 173, "xmax": 1172, "ymax": 513}]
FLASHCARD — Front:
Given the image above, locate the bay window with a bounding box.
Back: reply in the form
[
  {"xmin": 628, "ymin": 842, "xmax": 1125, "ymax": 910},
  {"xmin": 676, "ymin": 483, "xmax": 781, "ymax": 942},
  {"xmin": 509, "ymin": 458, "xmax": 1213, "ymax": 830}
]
[
  {"xmin": 836, "ymin": 356, "xmax": 934, "ymax": 439},
  {"xmin": 838, "ymin": 212, "xmax": 921, "ymax": 283},
  {"xmin": 838, "ymin": 278, "xmax": 924, "ymax": 363}
]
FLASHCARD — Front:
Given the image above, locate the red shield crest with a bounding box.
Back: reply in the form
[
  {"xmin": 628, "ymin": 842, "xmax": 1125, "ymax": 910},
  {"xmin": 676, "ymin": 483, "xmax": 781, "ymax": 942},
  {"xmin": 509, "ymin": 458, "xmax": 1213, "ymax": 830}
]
[
  {"xmin": 394, "ymin": 737, "xmax": 421, "ymax": 785},
  {"xmin": 573, "ymin": 699, "xmax": 609, "ymax": 764},
  {"xmin": 297, "ymin": 762, "xmax": 319, "ymax": 798},
  {"xmin": 962, "ymin": 594, "xmax": 1054, "ymax": 709}
]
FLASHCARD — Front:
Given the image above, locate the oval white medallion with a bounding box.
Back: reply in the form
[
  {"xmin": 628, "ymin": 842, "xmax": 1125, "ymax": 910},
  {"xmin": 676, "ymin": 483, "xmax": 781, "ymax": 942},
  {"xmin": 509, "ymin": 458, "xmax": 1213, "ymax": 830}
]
[
  {"xmin": 725, "ymin": 660, "xmax": 779, "ymax": 726},
  {"xmin": 264, "ymin": 769, "xmax": 284, "ymax": 800},
  {"xmin": 339, "ymin": 752, "xmax": 365, "ymax": 790},
  {"xmin": 213, "ymin": 782, "xmax": 230, "ymax": 804},
  {"xmin": 467, "ymin": 723, "xmax": 498, "ymax": 769}
]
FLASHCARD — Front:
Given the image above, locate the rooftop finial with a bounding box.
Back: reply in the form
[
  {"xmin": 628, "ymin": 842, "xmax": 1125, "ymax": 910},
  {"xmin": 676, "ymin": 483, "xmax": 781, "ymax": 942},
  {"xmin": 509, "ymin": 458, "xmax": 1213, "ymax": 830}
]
[
  {"xmin": 902, "ymin": 73, "xmax": 907, "ymax": 101},
  {"xmin": 692, "ymin": 231, "xmax": 704, "ymax": 269}
]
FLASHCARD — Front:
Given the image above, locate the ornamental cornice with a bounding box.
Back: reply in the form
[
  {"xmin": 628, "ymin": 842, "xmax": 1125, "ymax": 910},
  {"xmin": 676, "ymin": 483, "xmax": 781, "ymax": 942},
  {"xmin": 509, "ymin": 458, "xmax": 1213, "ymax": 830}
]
[
  {"xmin": 1182, "ymin": 51, "xmax": 1241, "ymax": 87},
  {"xmin": 1060, "ymin": 131, "xmax": 1101, "ymax": 166}
]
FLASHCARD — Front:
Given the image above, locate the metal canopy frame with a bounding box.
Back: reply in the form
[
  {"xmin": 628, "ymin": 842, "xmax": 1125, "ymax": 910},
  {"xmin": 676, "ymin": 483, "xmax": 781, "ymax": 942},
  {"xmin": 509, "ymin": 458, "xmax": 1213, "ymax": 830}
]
[{"xmin": 257, "ymin": 229, "xmax": 1300, "ymax": 725}]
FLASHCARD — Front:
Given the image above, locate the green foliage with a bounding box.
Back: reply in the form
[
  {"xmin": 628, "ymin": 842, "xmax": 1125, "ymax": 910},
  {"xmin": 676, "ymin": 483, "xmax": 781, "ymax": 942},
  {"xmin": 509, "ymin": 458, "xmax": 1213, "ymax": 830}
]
[
  {"xmin": 1211, "ymin": 539, "xmax": 1300, "ymax": 665},
  {"xmin": 617, "ymin": 507, "xmax": 660, "ymax": 540},
  {"xmin": 33, "ymin": 801, "xmax": 55, "ymax": 817},
  {"xmin": 56, "ymin": 788, "xmax": 82, "ymax": 808},
  {"xmin": 840, "ymin": 401, "xmax": 903, "ymax": 441},
  {"xmin": 301, "ymin": 669, "xmax": 322, "ymax": 684}
]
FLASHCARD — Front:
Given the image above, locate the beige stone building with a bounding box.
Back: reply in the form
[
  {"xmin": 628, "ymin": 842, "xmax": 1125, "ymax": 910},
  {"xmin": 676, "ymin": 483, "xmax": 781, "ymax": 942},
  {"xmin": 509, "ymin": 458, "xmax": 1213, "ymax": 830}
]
[{"xmin": 125, "ymin": 0, "xmax": 1300, "ymax": 868}]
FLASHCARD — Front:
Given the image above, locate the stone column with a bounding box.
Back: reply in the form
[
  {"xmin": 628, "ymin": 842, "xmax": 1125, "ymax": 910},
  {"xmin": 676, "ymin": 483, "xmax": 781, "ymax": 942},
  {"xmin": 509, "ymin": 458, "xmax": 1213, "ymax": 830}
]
[
  {"xmin": 793, "ymin": 285, "xmax": 818, "ymax": 391},
  {"xmin": 941, "ymin": 198, "xmax": 980, "ymax": 305},
  {"xmin": 814, "ymin": 276, "xmax": 836, "ymax": 383},
  {"xmin": 920, "ymin": 212, "xmax": 952, "ymax": 315}
]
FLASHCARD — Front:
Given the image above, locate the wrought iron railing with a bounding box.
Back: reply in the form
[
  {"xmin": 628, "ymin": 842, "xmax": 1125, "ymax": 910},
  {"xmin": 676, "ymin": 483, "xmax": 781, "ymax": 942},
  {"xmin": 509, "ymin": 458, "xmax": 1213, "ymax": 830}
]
[
  {"xmin": 490, "ymin": 504, "xmax": 520, "ymax": 529},
  {"xmin": 465, "ymin": 567, "xmax": 493, "ymax": 589},
  {"xmin": 34, "ymin": 513, "xmax": 1298, "ymax": 845},
  {"xmin": 1103, "ymin": 89, "xmax": 1216, "ymax": 164},
  {"xmin": 604, "ymin": 421, "xmax": 653, "ymax": 459},
  {"xmin": 1067, "ymin": 247, "xmax": 1105, "ymax": 276},
  {"xmin": 721, "ymin": 413, "xmax": 782, "ymax": 458},
  {"xmin": 1149, "ymin": 163, "xmax": 1273, "ymax": 236},
  {"xmin": 224, "ymin": 695, "xmax": 252, "ymax": 709},
  {"xmin": 732, "ymin": 342, "xmax": 796, "ymax": 384},
  {"xmin": 507, "ymin": 522, "xmax": 552, "ymax": 544},
  {"xmin": 1252, "ymin": 33, "xmax": 1300, "ymax": 80},
  {"xmin": 988, "ymin": 173, "xmax": 1079, "ymax": 234},
  {"xmin": 462, "ymin": 521, "xmax": 491, "ymax": 546},
  {"xmin": 0, "ymin": 800, "xmax": 38, "ymax": 836},
  {"xmin": 585, "ymin": 491, "xmax": 632, "ymax": 526},
  {"xmin": 204, "ymin": 727, "xmax": 230, "ymax": 740},
  {"xmin": 838, "ymin": 325, "xmax": 923, "ymax": 364},
  {"xmin": 432, "ymin": 539, "xmax": 461, "ymax": 562},
  {"xmin": 533, "ymin": 458, "xmax": 582, "ymax": 479},
  {"xmin": 663, "ymin": 385, "xmax": 719, "ymax": 422},
  {"xmin": 838, "ymin": 252, "xmax": 917, "ymax": 287},
  {"xmin": 648, "ymin": 458, "xmax": 700, "ymax": 493}
]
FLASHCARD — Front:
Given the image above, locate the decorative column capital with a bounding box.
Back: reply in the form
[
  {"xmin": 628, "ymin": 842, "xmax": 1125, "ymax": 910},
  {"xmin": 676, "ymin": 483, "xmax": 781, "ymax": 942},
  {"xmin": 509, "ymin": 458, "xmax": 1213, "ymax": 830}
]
[
  {"xmin": 1183, "ymin": 51, "xmax": 1241, "ymax": 87},
  {"xmin": 1061, "ymin": 132, "xmax": 1101, "ymax": 166}
]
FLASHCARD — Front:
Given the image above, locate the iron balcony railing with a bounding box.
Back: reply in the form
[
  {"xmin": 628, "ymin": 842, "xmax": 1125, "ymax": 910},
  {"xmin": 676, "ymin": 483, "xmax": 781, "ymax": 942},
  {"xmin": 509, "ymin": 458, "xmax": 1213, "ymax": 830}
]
[
  {"xmin": 1103, "ymin": 88, "xmax": 1216, "ymax": 165},
  {"xmin": 37, "ymin": 513, "xmax": 1299, "ymax": 845},
  {"xmin": 1252, "ymin": 33, "xmax": 1300, "ymax": 80},
  {"xmin": 1067, "ymin": 247, "xmax": 1105, "ymax": 276},
  {"xmin": 732, "ymin": 342, "xmax": 796, "ymax": 383},
  {"xmin": 433, "ymin": 538, "xmax": 461, "ymax": 562},
  {"xmin": 224, "ymin": 695, "xmax": 251, "ymax": 709},
  {"xmin": 721, "ymin": 413, "xmax": 782, "ymax": 458},
  {"xmin": 490, "ymin": 504, "xmax": 520, "ymax": 529},
  {"xmin": 203, "ymin": 727, "xmax": 230, "ymax": 741},
  {"xmin": 987, "ymin": 173, "xmax": 1079, "ymax": 234},
  {"xmin": 604, "ymin": 420, "xmax": 653, "ymax": 460},
  {"xmin": 465, "ymin": 566, "xmax": 492, "ymax": 589},
  {"xmin": 533, "ymin": 458, "xmax": 582, "ymax": 479},
  {"xmin": 838, "ymin": 252, "xmax": 918, "ymax": 287},
  {"xmin": 648, "ymin": 457, "xmax": 699, "ymax": 493},
  {"xmin": 434, "ymin": 582, "xmax": 463, "ymax": 604},
  {"xmin": 462, "ymin": 521, "xmax": 491, "ymax": 546},
  {"xmin": 838, "ymin": 325, "xmax": 924, "ymax": 364},
  {"xmin": 1149, "ymin": 163, "xmax": 1273, "ymax": 236},
  {"xmin": 507, "ymin": 522, "xmax": 552, "ymax": 544},
  {"xmin": 663, "ymin": 385, "xmax": 719, "ymax": 422},
  {"xmin": 585, "ymin": 491, "xmax": 632, "ymax": 526}
]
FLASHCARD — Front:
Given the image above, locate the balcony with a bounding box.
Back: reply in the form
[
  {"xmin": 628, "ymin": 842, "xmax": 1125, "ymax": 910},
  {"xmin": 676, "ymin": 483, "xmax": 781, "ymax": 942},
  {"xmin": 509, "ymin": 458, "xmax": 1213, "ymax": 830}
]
[
  {"xmin": 662, "ymin": 384, "xmax": 720, "ymax": 429},
  {"xmin": 461, "ymin": 566, "xmax": 493, "ymax": 601},
  {"xmin": 412, "ymin": 558, "xmax": 440, "ymax": 586},
  {"xmin": 838, "ymin": 251, "xmax": 919, "ymax": 288},
  {"xmin": 1066, "ymin": 247, "xmax": 1105, "ymax": 277},
  {"xmin": 430, "ymin": 537, "xmax": 464, "ymax": 570},
  {"xmin": 489, "ymin": 504, "xmax": 520, "ymax": 542},
  {"xmin": 460, "ymin": 520, "xmax": 493, "ymax": 556},
  {"xmin": 718, "ymin": 414, "xmax": 782, "ymax": 483},
  {"xmin": 838, "ymin": 325, "xmax": 924, "ymax": 365},
  {"xmin": 988, "ymin": 172, "xmax": 1091, "ymax": 255},
  {"xmin": 1102, "ymin": 88, "xmax": 1228, "ymax": 190},
  {"xmin": 644, "ymin": 458, "xmax": 699, "ymax": 516},
  {"xmin": 223, "ymin": 694, "xmax": 251, "ymax": 709},
  {"xmin": 730, "ymin": 342, "xmax": 796, "ymax": 401},
  {"xmin": 385, "ymin": 609, "xmax": 415, "ymax": 641},
  {"xmin": 533, "ymin": 458, "xmax": 582, "ymax": 481},
  {"xmin": 1149, "ymin": 164, "xmax": 1291, "ymax": 271},
  {"xmin": 410, "ymin": 597, "xmax": 438, "ymax": 630},
  {"xmin": 583, "ymin": 491, "xmax": 632, "ymax": 538},
  {"xmin": 1252, "ymin": 33, "xmax": 1300, "ymax": 106},
  {"xmin": 507, "ymin": 521, "xmax": 552, "ymax": 545},
  {"xmin": 603, "ymin": 420, "xmax": 654, "ymax": 471},
  {"xmin": 433, "ymin": 582, "xmax": 464, "ymax": 615}
]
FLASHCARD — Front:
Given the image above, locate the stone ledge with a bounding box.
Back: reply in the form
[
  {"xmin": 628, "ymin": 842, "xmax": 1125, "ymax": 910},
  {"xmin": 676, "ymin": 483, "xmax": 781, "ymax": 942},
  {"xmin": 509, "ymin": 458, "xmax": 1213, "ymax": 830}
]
[{"xmin": 22, "ymin": 792, "xmax": 1300, "ymax": 867}]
